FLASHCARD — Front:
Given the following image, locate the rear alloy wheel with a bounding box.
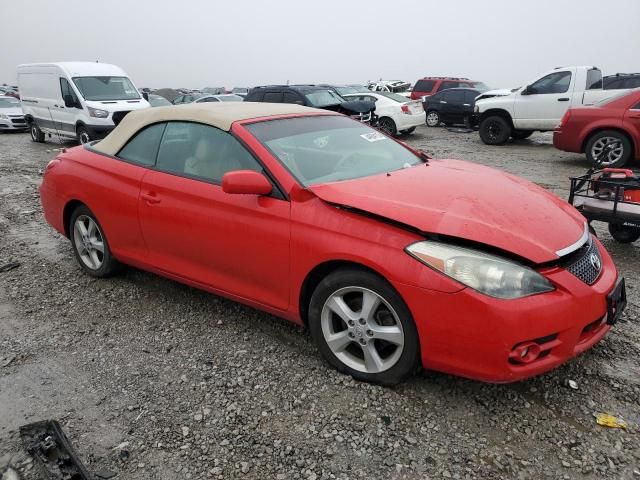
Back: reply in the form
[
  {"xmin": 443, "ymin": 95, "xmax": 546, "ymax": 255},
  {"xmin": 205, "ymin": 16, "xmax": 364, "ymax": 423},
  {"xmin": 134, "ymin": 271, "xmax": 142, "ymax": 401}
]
[
  {"xmin": 479, "ymin": 115, "xmax": 512, "ymax": 145},
  {"xmin": 608, "ymin": 223, "xmax": 640, "ymax": 243},
  {"xmin": 426, "ymin": 110, "xmax": 440, "ymax": 127},
  {"xmin": 512, "ymin": 130, "xmax": 533, "ymax": 140},
  {"xmin": 378, "ymin": 117, "xmax": 397, "ymax": 136},
  {"xmin": 70, "ymin": 205, "xmax": 120, "ymax": 277},
  {"xmin": 585, "ymin": 130, "xmax": 632, "ymax": 168},
  {"xmin": 309, "ymin": 268, "xmax": 419, "ymax": 385},
  {"xmin": 76, "ymin": 126, "xmax": 91, "ymax": 145},
  {"xmin": 30, "ymin": 123, "xmax": 45, "ymax": 143}
]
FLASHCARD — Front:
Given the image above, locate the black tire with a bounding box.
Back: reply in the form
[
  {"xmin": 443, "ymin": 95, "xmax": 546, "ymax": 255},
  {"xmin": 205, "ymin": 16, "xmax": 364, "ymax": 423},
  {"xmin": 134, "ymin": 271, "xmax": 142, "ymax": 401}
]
[
  {"xmin": 30, "ymin": 122, "xmax": 45, "ymax": 143},
  {"xmin": 479, "ymin": 115, "xmax": 512, "ymax": 145},
  {"xmin": 512, "ymin": 130, "xmax": 533, "ymax": 140},
  {"xmin": 608, "ymin": 223, "xmax": 640, "ymax": 243},
  {"xmin": 378, "ymin": 117, "xmax": 397, "ymax": 136},
  {"xmin": 76, "ymin": 126, "xmax": 91, "ymax": 145},
  {"xmin": 585, "ymin": 130, "xmax": 632, "ymax": 168},
  {"xmin": 401, "ymin": 127, "xmax": 416, "ymax": 135},
  {"xmin": 69, "ymin": 205, "xmax": 120, "ymax": 277},
  {"xmin": 425, "ymin": 110, "xmax": 440, "ymax": 127},
  {"xmin": 308, "ymin": 268, "xmax": 420, "ymax": 386}
]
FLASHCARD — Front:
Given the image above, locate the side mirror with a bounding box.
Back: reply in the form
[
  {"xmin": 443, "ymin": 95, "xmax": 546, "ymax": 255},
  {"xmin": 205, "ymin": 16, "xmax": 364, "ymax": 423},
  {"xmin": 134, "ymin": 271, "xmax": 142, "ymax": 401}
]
[
  {"xmin": 222, "ymin": 170, "xmax": 272, "ymax": 196},
  {"xmin": 142, "ymin": 92, "xmax": 149, "ymax": 101},
  {"xmin": 64, "ymin": 94, "xmax": 78, "ymax": 108},
  {"xmin": 521, "ymin": 85, "xmax": 533, "ymax": 95}
]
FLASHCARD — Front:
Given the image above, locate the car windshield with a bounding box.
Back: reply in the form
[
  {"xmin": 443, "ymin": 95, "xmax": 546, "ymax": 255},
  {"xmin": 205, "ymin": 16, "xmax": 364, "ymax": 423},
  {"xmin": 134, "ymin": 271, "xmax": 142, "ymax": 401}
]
[
  {"xmin": 304, "ymin": 89, "xmax": 344, "ymax": 107},
  {"xmin": 148, "ymin": 95, "xmax": 171, "ymax": 106},
  {"xmin": 218, "ymin": 94, "xmax": 243, "ymax": 102},
  {"xmin": 595, "ymin": 89, "xmax": 639, "ymax": 106},
  {"xmin": 335, "ymin": 86, "xmax": 361, "ymax": 96},
  {"xmin": 471, "ymin": 82, "xmax": 490, "ymax": 92},
  {"xmin": 377, "ymin": 92, "xmax": 410, "ymax": 103},
  {"xmin": 0, "ymin": 97, "xmax": 20, "ymax": 108},
  {"xmin": 246, "ymin": 115, "xmax": 423, "ymax": 186},
  {"xmin": 72, "ymin": 76, "xmax": 140, "ymax": 101}
]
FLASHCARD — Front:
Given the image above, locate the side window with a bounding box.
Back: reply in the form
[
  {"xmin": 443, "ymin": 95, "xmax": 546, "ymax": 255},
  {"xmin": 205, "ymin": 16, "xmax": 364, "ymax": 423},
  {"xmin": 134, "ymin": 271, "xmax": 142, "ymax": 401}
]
[
  {"xmin": 632, "ymin": 102, "xmax": 640, "ymax": 110},
  {"xmin": 529, "ymin": 71, "xmax": 572, "ymax": 94},
  {"xmin": 60, "ymin": 78, "xmax": 79, "ymax": 104},
  {"xmin": 447, "ymin": 91, "xmax": 465, "ymax": 104},
  {"xmin": 625, "ymin": 77, "xmax": 640, "ymax": 89},
  {"xmin": 263, "ymin": 91, "xmax": 283, "ymax": 103},
  {"xmin": 156, "ymin": 122, "xmax": 262, "ymax": 183},
  {"xmin": 173, "ymin": 96, "xmax": 184, "ymax": 104},
  {"xmin": 464, "ymin": 91, "xmax": 478, "ymax": 104},
  {"xmin": 437, "ymin": 81, "xmax": 460, "ymax": 92},
  {"xmin": 117, "ymin": 123, "xmax": 166, "ymax": 166},
  {"xmin": 283, "ymin": 92, "xmax": 303, "ymax": 104}
]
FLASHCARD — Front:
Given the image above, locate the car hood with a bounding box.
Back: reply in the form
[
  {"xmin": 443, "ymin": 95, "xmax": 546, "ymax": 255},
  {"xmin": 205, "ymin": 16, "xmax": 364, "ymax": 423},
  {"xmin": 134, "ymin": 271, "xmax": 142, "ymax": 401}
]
[
  {"xmin": 475, "ymin": 88, "xmax": 514, "ymax": 101},
  {"xmin": 0, "ymin": 107, "xmax": 23, "ymax": 115},
  {"xmin": 308, "ymin": 159, "xmax": 585, "ymax": 264}
]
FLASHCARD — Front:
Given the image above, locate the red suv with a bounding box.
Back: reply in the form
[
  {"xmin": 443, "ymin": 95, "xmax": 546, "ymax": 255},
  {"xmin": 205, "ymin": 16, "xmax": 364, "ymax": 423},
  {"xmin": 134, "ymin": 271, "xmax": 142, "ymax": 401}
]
[{"xmin": 410, "ymin": 77, "xmax": 488, "ymax": 101}]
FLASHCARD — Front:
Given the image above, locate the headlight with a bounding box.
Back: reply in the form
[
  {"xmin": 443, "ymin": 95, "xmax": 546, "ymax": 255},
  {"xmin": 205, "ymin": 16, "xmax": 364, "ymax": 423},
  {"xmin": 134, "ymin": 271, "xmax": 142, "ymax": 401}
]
[
  {"xmin": 88, "ymin": 107, "xmax": 109, "ymax": 118},
  {"xmin": 406, "ymin": 241, "xmax": 554, "ymax": 299},
  {"xmin": 0, "ymin": 114, "xmax": 8, "ymax": 120}
]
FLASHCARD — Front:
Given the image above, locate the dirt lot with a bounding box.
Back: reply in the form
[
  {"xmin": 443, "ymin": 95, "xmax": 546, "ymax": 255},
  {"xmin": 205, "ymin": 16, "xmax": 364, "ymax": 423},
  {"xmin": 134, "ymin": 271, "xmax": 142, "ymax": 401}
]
[{"xmin": 0, "ymin": 126, "xmax": 638, "ymax": 480}]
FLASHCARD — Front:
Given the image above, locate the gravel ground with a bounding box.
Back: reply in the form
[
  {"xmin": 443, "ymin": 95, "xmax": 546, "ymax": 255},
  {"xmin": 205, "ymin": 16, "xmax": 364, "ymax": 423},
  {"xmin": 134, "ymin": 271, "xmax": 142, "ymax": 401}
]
[{"xmin": 0, "ymin": 126, "xmax": 638, "ymax": 480}]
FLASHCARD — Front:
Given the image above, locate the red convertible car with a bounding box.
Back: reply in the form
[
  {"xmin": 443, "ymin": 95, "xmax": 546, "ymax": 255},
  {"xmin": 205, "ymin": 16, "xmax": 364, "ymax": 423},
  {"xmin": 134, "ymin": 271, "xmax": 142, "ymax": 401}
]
[
  {"xmin": 554, "ymin": 88, "xmax": 640, "ymax": 167},
  {"xmin": 40, "ymin": 103, "xmax": 624, "ymax": 384}
]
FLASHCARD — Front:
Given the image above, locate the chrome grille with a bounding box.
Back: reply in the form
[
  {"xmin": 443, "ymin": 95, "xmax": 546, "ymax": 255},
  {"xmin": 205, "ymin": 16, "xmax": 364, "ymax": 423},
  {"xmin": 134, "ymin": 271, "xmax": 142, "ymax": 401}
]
[{"xmin": 565, "ymin": 237, "xmax": 601, "ymax": 285}]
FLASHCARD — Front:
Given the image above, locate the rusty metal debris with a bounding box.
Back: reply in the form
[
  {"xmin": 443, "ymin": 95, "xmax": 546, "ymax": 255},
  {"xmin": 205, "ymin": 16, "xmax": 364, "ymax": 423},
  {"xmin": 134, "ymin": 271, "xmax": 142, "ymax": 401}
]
[{"xmin": 19, "ymin": 420, "xmax": 91, "ymax": 479}]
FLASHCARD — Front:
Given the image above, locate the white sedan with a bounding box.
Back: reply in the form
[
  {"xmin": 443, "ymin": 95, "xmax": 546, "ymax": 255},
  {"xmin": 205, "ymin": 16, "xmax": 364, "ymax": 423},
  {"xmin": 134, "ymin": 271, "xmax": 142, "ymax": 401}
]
[{"xmin": 342, "ymin": 91, "xmax": 425, "ymax": 136}]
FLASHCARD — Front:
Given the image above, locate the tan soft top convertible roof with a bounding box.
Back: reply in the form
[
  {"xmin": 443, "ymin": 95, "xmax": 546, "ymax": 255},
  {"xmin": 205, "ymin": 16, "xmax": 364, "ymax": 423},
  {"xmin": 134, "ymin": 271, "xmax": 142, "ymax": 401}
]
[{"xmin": 93, "ymin": 102, "xmax": 328, "ymax": 156}]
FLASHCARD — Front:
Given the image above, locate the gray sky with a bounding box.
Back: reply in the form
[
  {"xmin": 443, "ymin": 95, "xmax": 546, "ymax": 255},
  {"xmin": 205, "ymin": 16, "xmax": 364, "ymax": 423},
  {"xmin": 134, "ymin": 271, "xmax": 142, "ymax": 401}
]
[{"xmin": 2, "ymin": 0, "xmax": 639, "ymax": 90}]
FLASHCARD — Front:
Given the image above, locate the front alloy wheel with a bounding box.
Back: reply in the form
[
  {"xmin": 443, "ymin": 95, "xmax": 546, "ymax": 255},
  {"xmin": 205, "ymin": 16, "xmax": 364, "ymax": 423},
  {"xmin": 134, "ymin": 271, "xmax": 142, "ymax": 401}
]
[
  {"xmin": 321, "ymin": 287, "xmax": 404, "ymax": 374},
  {"xmin": 73, "ymin": 215, "xmax": 105, "ymax": 270},
  {"xmin": 309, "ymin": 268, "xmax": 419, "ymax": 385}
]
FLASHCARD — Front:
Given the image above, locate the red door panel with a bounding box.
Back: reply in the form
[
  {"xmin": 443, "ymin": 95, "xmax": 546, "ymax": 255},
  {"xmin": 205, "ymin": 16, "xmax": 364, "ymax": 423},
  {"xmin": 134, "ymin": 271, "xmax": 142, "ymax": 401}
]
[
  {"xmin": 624, "ymin": 107, "xmax": 640, "ymax": 157},
  {"xmin": 138, "ymin": 170, "xmax": 291, "ymax": 310}
]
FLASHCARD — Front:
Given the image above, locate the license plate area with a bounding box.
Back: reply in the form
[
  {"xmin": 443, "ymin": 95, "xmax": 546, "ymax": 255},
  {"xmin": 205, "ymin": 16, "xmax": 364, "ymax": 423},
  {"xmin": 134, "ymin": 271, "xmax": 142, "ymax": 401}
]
[{"xmin": 607, "ymin": 277, "xmax": 626, "ymax": 325}]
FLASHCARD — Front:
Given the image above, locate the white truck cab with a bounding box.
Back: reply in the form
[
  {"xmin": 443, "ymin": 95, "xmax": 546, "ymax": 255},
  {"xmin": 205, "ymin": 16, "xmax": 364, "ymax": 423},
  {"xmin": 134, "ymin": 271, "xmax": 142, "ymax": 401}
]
[
  {"xmin": 475, "ymin": 66, "xmax": 630, "ymax": 145},
  {"xmin": 18, "ymin": 62, "xmax": 149, "ymax": 144}
]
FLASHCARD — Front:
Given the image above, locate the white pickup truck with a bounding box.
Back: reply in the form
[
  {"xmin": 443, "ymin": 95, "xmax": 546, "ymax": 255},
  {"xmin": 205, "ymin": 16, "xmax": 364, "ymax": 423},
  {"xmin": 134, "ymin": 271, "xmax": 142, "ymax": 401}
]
[{"xmin": 475, "ymin": 66, "xmax": 630, "ymax": 145}]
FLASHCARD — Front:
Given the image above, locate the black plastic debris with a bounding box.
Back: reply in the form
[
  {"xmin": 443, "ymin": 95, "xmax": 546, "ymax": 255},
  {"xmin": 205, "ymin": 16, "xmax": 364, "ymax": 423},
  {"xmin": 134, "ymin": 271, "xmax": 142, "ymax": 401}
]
[
  {"xmin": 0, "ymin": 261, "xmax": 20, "ymax": 273},
  {"xmin": 19, "ymin": 420, "xmax": 92, "ymax": 480}
]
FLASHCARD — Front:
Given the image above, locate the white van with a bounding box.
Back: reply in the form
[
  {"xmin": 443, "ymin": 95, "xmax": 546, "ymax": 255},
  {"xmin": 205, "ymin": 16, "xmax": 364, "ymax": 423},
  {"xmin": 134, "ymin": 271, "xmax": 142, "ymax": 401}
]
[{"xmin": 18, "ymin": 62, "xmax": 150, "ymax": 144}]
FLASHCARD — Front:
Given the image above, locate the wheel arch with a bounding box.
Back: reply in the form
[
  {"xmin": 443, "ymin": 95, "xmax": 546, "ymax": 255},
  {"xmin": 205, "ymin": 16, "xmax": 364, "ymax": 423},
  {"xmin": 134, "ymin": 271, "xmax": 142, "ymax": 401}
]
[
  {"xmin": 62, "ymin": 199, "xmax": 87, "ymax": 238},
  {"xmin": 479, "ymin": 109, "xmax": 514, "ymax": 128},
  {"xmin": 298, "ymin": 260, "xmax": 392, "ymax": 326},
  {"xmin": 581, "ymin": 127, "xmax": 636, "ymax": 155}
]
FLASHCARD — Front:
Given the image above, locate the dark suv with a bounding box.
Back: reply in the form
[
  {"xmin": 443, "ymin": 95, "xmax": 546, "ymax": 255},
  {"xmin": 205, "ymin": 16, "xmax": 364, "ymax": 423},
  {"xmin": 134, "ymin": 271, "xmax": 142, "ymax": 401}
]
[
  {"xmin": 410, "ymin": 77, "xmax": 488, "ymax": 101},
  {"xmin": 244, "ymin": 85, "xmax": 377, "ymax": 123},
  {"xmin": 602, "ymin": 73, "xmax": 640, "ymax": 90}
]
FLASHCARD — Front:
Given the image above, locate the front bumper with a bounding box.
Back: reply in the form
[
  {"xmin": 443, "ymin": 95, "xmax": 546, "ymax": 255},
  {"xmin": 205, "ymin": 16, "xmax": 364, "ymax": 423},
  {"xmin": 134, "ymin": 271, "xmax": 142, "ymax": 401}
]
[
  {"xmin": 396, "ymin": 238, "xmax": 620, "ymax": 382},
  {"xmin": 84, "ymin": 124, "xmax": 114, "ymax": 140},
  {"xmin": 0, "ymin": 118, "xmax": 28, "ymax": 130}
]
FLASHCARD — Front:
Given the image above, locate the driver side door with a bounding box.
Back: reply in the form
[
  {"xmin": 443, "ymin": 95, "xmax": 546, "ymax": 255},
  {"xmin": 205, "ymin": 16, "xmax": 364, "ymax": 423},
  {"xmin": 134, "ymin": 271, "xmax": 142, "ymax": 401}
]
[
  {"xmin": 514, "ymin": 70, "xmax": 574, "ymax": 130},
  {"xmin": 138, "ymin": 121, "xmax": 291, "ymax": 310}
]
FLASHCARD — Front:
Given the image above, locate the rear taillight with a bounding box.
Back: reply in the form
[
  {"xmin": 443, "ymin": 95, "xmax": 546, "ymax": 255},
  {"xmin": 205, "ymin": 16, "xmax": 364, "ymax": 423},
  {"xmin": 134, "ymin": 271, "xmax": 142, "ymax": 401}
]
[
  {"xmin": 558, "ymin": 109, "xmax": 572, "ymax": 128},
  {"xmin": 401, "ymin": 105, "xmax": 410, "ymax": 114}
]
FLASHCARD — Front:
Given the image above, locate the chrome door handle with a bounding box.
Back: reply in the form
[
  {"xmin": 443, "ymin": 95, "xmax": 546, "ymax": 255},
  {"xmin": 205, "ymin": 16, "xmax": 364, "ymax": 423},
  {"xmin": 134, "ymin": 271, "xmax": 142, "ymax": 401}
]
[{"xmin": 141, "ymin": 193, "xmax": 161, "ymax": 204}]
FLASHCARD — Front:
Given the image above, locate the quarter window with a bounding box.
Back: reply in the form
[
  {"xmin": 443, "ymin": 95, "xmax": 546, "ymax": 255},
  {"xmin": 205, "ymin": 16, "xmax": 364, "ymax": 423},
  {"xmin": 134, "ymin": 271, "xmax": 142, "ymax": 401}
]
[
  {"xmin": 283, "ymin": 92, "xmax": 303, "ymax": 104},
  {"xmin": 414, "ymin": 80, "xmax": 435, "ymax": 92},
  {"xmin": 117, "ymin": 123, "xmax": 166, "ymax": 166},
  {"xmin": 155, "ymin": 122, "xmax": 262, "ymax": 183},
  {"xmin": 445, "ymin": 91, "xmax": 465, "ymax": 103},
  {"xmin": 529, "ymin": 71, "xmax": 572, "ymax": 94}
]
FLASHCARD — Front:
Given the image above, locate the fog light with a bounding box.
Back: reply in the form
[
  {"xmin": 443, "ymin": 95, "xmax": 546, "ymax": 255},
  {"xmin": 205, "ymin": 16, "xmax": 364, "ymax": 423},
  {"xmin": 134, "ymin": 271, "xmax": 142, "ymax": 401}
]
[{"xmin": 509, "ymin": 342, "xmax": 541, "ymax": 364}]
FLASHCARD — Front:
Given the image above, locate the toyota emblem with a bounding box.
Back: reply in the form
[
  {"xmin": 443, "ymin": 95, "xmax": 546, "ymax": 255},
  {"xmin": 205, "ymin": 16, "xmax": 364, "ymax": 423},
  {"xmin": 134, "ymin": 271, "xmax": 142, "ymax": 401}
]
[{"xmin": 589, "ymin": 253, "xmax": 601, "ymax": 271}]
